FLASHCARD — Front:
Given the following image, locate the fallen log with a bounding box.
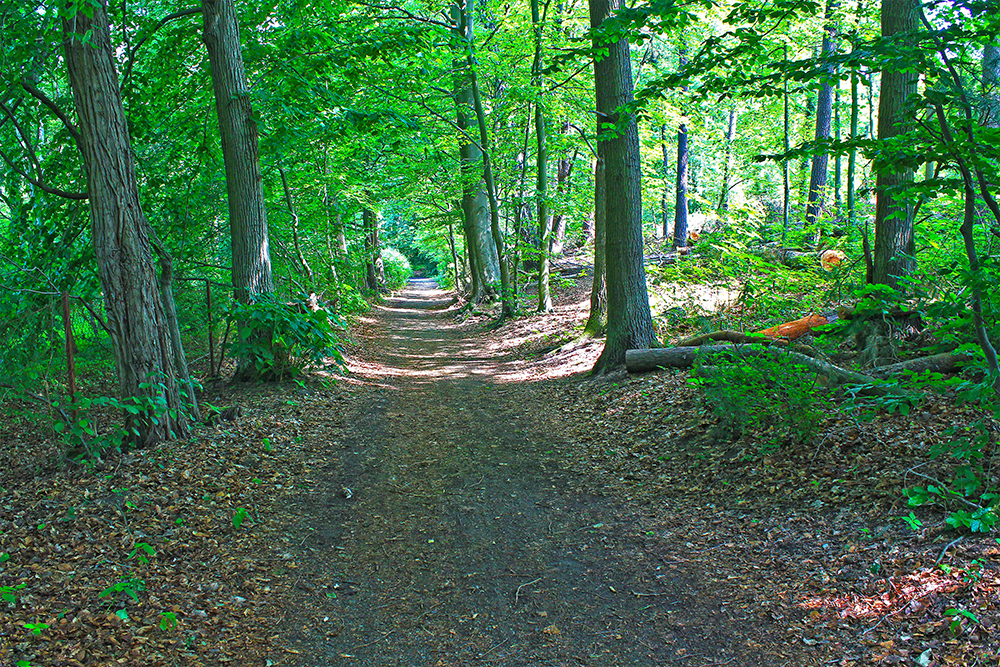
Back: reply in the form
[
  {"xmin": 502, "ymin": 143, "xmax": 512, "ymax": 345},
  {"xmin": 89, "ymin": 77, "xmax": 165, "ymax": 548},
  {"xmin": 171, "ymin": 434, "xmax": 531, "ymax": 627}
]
[
  {"xmin": 625, "ymin": 344, "xmax": 904, "ymax": 396},
  {"xmin": 870, "ymin": 352, "xmax": 971, "ymax": 379}
]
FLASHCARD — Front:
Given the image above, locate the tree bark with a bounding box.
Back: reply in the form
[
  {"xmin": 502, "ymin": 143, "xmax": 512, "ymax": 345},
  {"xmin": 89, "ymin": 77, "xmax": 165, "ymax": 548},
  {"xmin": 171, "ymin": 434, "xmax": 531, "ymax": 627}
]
[
  {"xmin": 550, "ymin": 121, "xmax": 573, "ymax": 255},
  {"xmin": 660, "ymin": 124, "xmax": 670, "ymax": 238},
  {"xmin": 589, "ymin": 0, "xmax": 657, "ymax": 372},
  {"xmin": 532, "ymin": 0, "xmax": 552, "ymax": 313},
  {"xmin": 452, "ymin": 1, "xmax": 499, "ymax": 301},
  {"xmin": 805, "ymin": 0, "xmax": 838, "ymax": 228},
  {"xmin": 201, "ymin": 0, "xmax": 274, "ymax": 304},
  {"xmin": 462, "ymin": 7, "xmax": 515, "ymax": 320},
  {"xmin": 63, "ymin": 1, "xmax": 189, "ymax": 445},
  {"xmin": 717, "ymin": 105, "xmax": 737, "ymax": 213},
  {"xmin": 584, "ymin": 153, "xmax": 607, "ymax": 336},
  {"xmin": 279, "ymin": 166, "xmax": 315, "ymax": 291},
  {"xmin": 782, "ymin": 45, "xmax": 791, "ymax": 244},
  {"xmin": 871, "ymin": 0, "xmax": 918, "ymax": 286},
  {"xmin": 624, "ymin": 345, "xmax": 902, "ymax": 396},
  {"xmin": 674, "ymin": 48, "xmax": 689, "ymax": 247}
]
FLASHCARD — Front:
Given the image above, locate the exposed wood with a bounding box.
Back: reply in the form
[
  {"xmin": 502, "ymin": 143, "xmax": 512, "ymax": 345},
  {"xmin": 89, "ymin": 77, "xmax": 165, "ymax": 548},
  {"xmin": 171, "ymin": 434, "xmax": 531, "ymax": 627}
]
[{"xmin": 754, "ymin": 313, "xmax": 832, "ymax": 341}]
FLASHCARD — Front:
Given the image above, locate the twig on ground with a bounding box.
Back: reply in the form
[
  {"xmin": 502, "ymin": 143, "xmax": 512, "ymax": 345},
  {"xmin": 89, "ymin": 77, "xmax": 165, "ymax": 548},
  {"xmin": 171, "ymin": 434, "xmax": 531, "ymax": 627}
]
[
  {"xmin": 515, "ymin": 577, "xmax": 541, "ymax": 604},
  {"xmin": 936, "ymin": 536, "xmax": 965, "ymax": 565}
]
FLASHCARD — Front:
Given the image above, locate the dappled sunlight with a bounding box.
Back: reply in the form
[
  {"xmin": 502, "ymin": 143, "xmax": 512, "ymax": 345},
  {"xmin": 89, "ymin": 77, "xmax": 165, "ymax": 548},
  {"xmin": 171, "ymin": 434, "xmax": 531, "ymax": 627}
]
[
  {"xmin": 798, "ymin": 566, "xmax": 999, "ymax": 623},
  {"xmin": 343, "ymin": 280, "xmax": 603, "ymax": 386}
]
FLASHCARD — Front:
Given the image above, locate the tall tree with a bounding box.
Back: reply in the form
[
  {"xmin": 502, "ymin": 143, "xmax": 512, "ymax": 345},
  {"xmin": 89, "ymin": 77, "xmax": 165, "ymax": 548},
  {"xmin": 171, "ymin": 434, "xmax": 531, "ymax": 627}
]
[
  {"xmin": 674, "ymin": 47, "xmax": 689, "ymax": 248},
  {"xmin": 452, "ymin": 0, "xmax": 500, "ymax": 303},
  {"xmin": 717, "ymin": 105, "xmax": 738, "ymax": 213},
  {"xmin": 871, "ymin": 0, "xmax": 918, "ymax": 286},
  {"xmin": 63, "ymin": 1, "xmax": 190, "ymax": 445},
  {"xmin": 532, "ymin": 0, "xmax": 553, "ymax": 313},
  {"xmin": 590, "ymin": 0, "xmax": 657, "ymax": 373},
  {"xmin": 201, "ymin": 0, "xmax": 274, "ymax": 298},
  {"xmin": 805, "ymin": 0, "xmax": 839, "ymax": 227},
  {"xmin": 583, "ymin": 151, "xmax": 607, "ymax": 336}
]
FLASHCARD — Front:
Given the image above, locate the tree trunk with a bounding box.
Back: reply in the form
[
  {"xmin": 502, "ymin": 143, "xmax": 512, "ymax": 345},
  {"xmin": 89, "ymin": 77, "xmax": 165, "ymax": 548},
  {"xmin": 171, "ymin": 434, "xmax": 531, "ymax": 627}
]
[
  {"xmin": 584, "ymin": 153, "xmax": 607, "ymax": 336},
  {"xmin": 871, "ymin": 0, "xmax": 918, "ymax": 287},
  {"xmin": 63, "ymin": 1, "xmax": 189, "ymax": 445},
  {"xmin": 847, "ymin": 66, "xmax": 858, "ymax": 231},
  {"xmin": 589, "ymin": 0, "xmax": 657, "ymax": 372},
  {"xmin": 660, "ymin": 124, "xmax": 670, "ymax": 238},
  {"xmin": 674, "ymin": 121, "xmax": 689, "ymax": 247},
  {"xmin": 983, "ymin": 37, "xmax": 1000, "ymax": 128},
  {"xmin": 462, "ymin": 7, "xmax": 514, "ymax": 319},
  {"xmin": 717, "ymin": 105, "xmax": 737, "ymax": 213},
  {"xmin": 201, "ymin": 0, "xmax": 274, "ymax": 305},
  {"xmin": 550, "ymin": 121, "xmax": 573, "ymax": 255},
  {"xmin": 674, "ymin": 48, "xmax": 689, "ymax": 248},
  {"xmin": 279, "ymin": 166, "xmax": 315, "ymax": 291},
  {"xmin": 805, "ymin": 0, "xmax": 838, "ymax": 228},
  {"xmin": 782, "ymin": 45, "xmax": 791, "ymax": 244},
  {"xmin": 363, "ymin": 207, "xmax": 385, "ymax": 292},
  {"xmin": 452, "ymin": 1, "xmax": 499, "ymax": 301},
  {"xmin": 532, "ymin": 0, "xmax": 552, "ymax": 313}
]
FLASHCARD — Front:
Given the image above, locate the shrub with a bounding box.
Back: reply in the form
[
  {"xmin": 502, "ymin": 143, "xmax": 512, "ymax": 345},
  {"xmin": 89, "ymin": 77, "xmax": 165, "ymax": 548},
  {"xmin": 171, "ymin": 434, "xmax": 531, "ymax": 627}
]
[
  {"xmin": 228, "ymin": 294, "xmax": 344, "ymax": 381},
  {"xmin": 381, "ymin": 247, "xmax": 412, "ymax": 291},
  {"xmin": 690, "ymin": 345, "xmax": 829, "ymax": 450}
]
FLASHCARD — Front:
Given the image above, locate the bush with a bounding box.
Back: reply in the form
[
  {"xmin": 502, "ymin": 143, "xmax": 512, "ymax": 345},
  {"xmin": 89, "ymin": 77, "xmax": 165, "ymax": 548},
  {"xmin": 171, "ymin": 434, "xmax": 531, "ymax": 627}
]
[
  {"xmin": 381, "ymin": 247, "xmax": 412, "ymax": 291},
  {"xmin": 690, "ymin": 345, "xmax": 830, "ymax": 451},
  {"xmin": 228, "ymin": 294, "xmax": 344, "ymax": 381}
]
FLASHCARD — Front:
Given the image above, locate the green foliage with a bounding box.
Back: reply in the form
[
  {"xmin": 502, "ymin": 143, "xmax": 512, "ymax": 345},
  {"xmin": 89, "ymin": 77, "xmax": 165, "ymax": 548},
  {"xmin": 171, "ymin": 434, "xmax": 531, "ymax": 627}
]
[
  {"xmin": 333, "ymin": 283, "xmax": 369, "ymax": 315},
  {"xmin": 98, "ymin": 577, "xmax": 145, "ymax": 603},
  {"xmin": 23, "ymin": 622, "xmax": 49, "ymax": 636},
  {"xmin": 381, "ymin": 247, "xmax": 413, "ymax": 291},
  {"xmin": 945, "ymin": 608, "xmax": 980, "ymax": 636},
  {"xmin": 228, "ymin": 294, "xmax": 345, "ymax": 381},
  {"xmin": 2, "ymin": 582, "xmax": 26, "ymax": 605},
  {"xmin": 690, "ymin": 345, "xmax": 829, "ymax": 450},
  {"xmin": 128, "ymin": 543, "xmax": 156, "ymax": 565},
  {"xmin": 232, "ymin": 507, "xmax": 249, "ymax": 529},
  {"xmin": 159, "ymin": 611, "xmax": 178, "ymax": 632}
]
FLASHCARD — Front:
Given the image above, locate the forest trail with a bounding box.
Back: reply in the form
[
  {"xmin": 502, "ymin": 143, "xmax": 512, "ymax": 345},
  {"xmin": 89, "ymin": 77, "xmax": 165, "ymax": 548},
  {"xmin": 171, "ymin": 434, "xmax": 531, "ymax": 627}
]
[{"xmin": 275, "ymin": 280, "xmax": 782, "ymax": 667}]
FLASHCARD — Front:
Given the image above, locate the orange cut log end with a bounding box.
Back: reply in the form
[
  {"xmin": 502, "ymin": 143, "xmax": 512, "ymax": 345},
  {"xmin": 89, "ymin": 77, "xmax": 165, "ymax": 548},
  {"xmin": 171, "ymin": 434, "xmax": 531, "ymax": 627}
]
[{"xmin": 754, "ymin": 314, "xmax": 829, "ymax": 341}]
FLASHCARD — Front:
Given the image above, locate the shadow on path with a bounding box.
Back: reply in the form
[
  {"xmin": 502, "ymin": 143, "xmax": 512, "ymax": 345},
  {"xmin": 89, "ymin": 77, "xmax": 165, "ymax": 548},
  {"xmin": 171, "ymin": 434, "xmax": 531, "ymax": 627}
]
[{"xmin": 277, "ymin": 280, "xmax": 753, "ymax": 666}]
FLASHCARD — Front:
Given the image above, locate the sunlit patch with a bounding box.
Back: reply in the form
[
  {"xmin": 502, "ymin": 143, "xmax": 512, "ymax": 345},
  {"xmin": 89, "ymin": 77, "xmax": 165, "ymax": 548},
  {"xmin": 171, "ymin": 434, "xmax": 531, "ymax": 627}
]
[
  {"xmin": 798, "ymin": 566, "xmax": 999, "ymax": 622},
  {"xmin": 343, "ymin": 282, "xmax": 603, "ymax": 385}
]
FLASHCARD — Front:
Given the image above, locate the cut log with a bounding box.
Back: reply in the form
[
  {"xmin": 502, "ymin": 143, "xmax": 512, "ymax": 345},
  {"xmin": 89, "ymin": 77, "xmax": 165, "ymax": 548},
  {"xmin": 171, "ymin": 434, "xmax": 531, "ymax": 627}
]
[
  {"xmin": 676, "ymin": 314, "xmax": 833, "ymax": 349},
  {"xmin": 625, "ymin": 344, "xmax": 905, "ymax": 396},
  {"xmin": 754, "ymin": 313, "xmax": 834, "ymax": 341}
]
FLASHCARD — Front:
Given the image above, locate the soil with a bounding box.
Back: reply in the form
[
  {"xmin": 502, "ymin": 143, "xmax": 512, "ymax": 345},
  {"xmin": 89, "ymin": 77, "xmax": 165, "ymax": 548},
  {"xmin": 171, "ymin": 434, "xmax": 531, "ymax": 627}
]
[
  {"xmin": 273, "ymin": 279, "xmax": 753, "ymax": 666},
  {"xmin": 2, "ymin": 276, "xmax": 998, "ymax": 667}
]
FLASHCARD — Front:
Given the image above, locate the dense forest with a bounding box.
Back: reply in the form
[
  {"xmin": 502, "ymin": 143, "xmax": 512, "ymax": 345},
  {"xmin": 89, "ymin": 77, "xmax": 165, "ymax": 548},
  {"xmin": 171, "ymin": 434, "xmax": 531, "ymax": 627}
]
[{"xmin": 2, "ymin": 0, "xmax": 1000, "ymax": 664}]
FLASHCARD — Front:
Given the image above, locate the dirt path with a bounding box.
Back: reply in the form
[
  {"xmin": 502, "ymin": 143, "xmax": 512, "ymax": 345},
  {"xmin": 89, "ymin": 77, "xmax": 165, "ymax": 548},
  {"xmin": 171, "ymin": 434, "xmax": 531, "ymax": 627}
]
[{"xmin": 276, "ymin": 280, "xmax": 774, "ymax": 666}]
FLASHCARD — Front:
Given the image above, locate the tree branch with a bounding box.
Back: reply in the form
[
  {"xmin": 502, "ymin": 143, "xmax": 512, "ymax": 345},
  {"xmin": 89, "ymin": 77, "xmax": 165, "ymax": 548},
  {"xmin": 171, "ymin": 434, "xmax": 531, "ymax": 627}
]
[
  {"xmin": 0, "ymin": 144, "xmax": 89, "ymax": 200},
  {"xmin": 21, "ymin": 81, "xmax": 83, "ymax": 146},
  {"xmin": 123, "ymin": 8, "xmax": 202, "ymax": 84},
  {"xmin": 0, "ymin": 98, "xmax": 42, "ymax": 178}
]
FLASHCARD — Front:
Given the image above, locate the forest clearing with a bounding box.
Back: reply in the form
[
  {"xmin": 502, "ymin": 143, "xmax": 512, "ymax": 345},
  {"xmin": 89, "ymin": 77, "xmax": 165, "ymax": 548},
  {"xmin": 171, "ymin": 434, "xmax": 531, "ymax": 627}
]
[{"xmin": 3, "ymin": 0, "xmax": 1000, "ymax": 664}]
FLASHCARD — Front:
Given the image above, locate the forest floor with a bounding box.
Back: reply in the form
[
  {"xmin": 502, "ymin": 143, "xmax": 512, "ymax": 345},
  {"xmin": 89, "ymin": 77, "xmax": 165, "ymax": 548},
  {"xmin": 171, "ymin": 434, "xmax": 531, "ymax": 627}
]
[{"xmin": 1, "ymin": 276, "xmax": 999, "ymax": 666}]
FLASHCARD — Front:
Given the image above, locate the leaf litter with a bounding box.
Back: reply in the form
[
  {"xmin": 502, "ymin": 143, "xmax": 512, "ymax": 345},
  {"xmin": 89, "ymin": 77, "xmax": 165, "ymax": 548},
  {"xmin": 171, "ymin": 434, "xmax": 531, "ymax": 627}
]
[{"xmin": 0, "ymin": 275, "xmax": 997, "ymax": 666}]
